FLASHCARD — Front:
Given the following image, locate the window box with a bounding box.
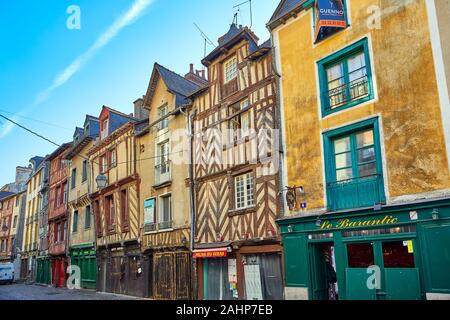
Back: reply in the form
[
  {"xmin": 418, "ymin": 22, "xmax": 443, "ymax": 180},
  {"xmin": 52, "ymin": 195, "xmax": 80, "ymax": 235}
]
[
  {"xmin": 318, "ymin": 38, "xmax": 374, "ymax": 117},
  {"xmin": 323, "ymin": 117, "xmax": 385, "ymax": 211}
]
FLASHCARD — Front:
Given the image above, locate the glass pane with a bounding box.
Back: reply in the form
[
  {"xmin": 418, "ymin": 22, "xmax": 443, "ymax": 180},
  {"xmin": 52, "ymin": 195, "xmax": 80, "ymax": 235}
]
[
  {"xmin": 347, "ymin": 243, "xmax": 375, "ymax": 268},
  {"xmin": 356, "ymin": 130, "xmax": 374, "ymax": 148},
  {"xmin": 336, "ymin": 168, "xmax": 353, "ymax": 181},
  {"xmin": 327, "ymin": 63, "xmax": 346, "ymax": 108},
  {"xmin": 383, "ymin": 241, "xmax": 415, "ymax": 268},
  {"xmin": 334, "ymin": 137, "xmax": 351, "ymax": 153},
  {"xmin": 358, "ymin": 163, "xmax": 377, "ymax": 177},
  {"xmin": 357, "ymin": 147, "xmax": 375, "ymax": 164},
  {"xmin": 335, "ymin": 152, "xmax": 352, "ymax": 169},
  {"xmin": 348, "ymin": 53, "xmax": 367, "ymax": 80},
  {"xmin": 327, "ymin": 63, "xmax": 344, "ymax": 83}
]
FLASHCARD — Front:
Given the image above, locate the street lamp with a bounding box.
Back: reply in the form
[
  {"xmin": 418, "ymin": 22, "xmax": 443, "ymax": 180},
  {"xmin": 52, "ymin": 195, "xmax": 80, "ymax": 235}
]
[{"xmin": 96, "ymin": 174, "xmax": 108, "ymax": 189}]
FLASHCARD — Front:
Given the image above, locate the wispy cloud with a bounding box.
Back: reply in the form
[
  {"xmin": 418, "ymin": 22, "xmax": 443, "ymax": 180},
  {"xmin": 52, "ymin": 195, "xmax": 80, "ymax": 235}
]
[{"xmin": 1, "ymin": 0, "xmax": 154, "ymax": 138}]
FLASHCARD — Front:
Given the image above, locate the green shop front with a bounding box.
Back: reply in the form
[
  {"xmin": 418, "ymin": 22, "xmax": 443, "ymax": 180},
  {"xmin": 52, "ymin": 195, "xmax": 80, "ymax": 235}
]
[
  {"xmin": 69, "ymin": 244, "xmax": 97, "ymax": 290},
  {"xmin": 36, "ymin": 256, "xmax": 51, "ymax": 285},
  {"xmin": 278, "ymin": 198, "xmax": 450, "ymax": 300}
]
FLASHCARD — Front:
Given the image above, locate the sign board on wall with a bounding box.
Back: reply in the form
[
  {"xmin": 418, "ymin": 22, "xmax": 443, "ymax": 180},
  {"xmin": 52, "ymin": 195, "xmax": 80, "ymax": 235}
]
[
  {"xmin": 193, "ymin": 248, "xmax": 228, "ymax": 259},
  {"xmin": 314, "ymin": 0, "xmax": 346, "ymax": 41},
  {"xmin": 144, "ymin": 198, "xmax": 156, "ymax": 224}
]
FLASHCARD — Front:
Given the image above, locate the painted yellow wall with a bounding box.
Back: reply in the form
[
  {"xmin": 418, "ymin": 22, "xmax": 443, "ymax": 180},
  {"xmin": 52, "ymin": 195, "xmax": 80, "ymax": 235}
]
[
  {"xmin": 23, "ymin": 170, "xmax": 41, "ymax": 253},
  {"xmin": 68, "ymin": 141, "xmax": 95, "ymax": 247},
  {"xmin": 274, "ymin": 0, "xmax": 450, "ymax": 212},
  {"xmin": 138, "ymin": 77, "xmax": 191, "ymax": 250}
]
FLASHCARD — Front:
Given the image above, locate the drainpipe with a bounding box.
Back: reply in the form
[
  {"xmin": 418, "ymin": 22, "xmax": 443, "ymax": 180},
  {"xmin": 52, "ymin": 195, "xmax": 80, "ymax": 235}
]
[
  {"xmin": 270, "ymin": 32, "xmax": 286, "ymax": 218},
  {"xmin": 187, "ymin": 110, "xmax": 198, "ymax": 300}
]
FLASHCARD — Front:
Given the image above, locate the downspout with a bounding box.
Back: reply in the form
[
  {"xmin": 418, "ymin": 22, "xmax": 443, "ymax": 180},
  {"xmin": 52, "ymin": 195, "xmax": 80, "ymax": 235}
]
[
  {"xmin": 187, "ymin": 109, "xmax": 198, "ymax": 300},
  {"xmin": 270, "ymin": 31, "xmax": 286, "ymax": 218}
]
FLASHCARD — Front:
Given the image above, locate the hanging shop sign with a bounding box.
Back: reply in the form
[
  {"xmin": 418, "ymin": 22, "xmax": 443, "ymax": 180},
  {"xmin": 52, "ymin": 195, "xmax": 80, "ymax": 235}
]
[
  {"xmin": 319, "ymin": 215, "xmax": 399, "ymax": 230},
  {"xmin": 193, "ymin": 247, "xmax": 228, "ymax": 259},
  {"xmin": 314, "ymin": 0, "xmax": 347, "ymax": 41}
]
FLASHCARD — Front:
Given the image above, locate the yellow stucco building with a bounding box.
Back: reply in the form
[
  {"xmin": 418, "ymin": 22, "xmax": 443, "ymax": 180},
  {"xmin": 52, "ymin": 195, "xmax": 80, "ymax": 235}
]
[{"xmin": 269, "ymin": 0, "xmax": 450, "ymax": 300}]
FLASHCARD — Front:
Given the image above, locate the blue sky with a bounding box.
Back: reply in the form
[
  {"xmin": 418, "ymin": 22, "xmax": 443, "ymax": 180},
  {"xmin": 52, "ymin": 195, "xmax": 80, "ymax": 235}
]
[{"xmin": 0, "ymin": 0, "xmax": 278, "ymax": 184}]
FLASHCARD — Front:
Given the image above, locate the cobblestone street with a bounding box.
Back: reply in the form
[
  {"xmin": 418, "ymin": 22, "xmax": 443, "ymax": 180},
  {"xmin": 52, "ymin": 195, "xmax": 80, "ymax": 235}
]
[{"xmin": 0, "ymin": 283, "xmax": 141, "ymax": 300}]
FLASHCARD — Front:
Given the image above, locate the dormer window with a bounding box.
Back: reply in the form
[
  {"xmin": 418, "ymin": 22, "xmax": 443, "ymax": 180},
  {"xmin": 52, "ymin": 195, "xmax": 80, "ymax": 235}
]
[
  {"xmin": 224, "ymin": 56, "xmax": 237, "ymax": 83},
  {"xmin": 85, "ymin": 123, "xmax": 90, "ymax": 136},
  {"xmin": 101, "ymin": 119, "xmax": 109, "ymax": 140}
]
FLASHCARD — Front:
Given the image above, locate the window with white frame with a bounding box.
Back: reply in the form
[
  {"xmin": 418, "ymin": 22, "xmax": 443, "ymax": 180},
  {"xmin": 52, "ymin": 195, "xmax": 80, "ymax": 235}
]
[
  {"xmin": 235, "ymin": 173, "xmax": 254, "ymax": 209},
  {"xmin": 229, "ymin": 98, "xmax": 251, "ymax": 142},
  {"xmin": 158, "ymin": 105, "xmax": 169, "ymax": 131},
  {"xmin": 224, "ymin": 57, "xmax": 237, "ymax": 83},
  {"xmin": 159, "ymin": 194, "xmax": 172, "ymax": 230}
]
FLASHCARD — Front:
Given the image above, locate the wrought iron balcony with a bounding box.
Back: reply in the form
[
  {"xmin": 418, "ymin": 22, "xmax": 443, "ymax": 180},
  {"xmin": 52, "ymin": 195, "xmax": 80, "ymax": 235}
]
[
  {"xmin": 325, "ymin": 72, "xmax": 369, "ymax": 111},
  {"xmin": 327, "ymin": 174, "xmax": 385, "ymax": 212},
  {"xmin": 155, "ymin": 161, "xmax": 171, "ymax": 185}
]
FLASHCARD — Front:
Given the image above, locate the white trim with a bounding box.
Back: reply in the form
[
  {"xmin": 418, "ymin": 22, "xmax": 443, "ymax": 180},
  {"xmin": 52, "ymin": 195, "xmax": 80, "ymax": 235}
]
[
  {"xmin": 425, "ymin": 0, "xmax": 450, "ymax": 171},
  {"xmin": 272, "ymin": 29, "xmax": 290, "ymax": 216}
]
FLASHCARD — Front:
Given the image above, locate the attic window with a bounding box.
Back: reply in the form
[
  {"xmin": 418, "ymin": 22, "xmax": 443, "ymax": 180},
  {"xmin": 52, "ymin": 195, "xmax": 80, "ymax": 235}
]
[
  {"xmin": 85, "ymin": 123, "xmax": 90, "ymax": 135},
  {"xmin": 224, "ymin": 56, "xmax": 237, "ymax": 83}
]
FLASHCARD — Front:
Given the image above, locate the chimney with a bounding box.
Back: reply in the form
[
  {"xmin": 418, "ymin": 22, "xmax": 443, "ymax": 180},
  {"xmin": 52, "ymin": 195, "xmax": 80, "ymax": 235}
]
[
  {"xmin": 133, "ymin": 96, "xmax": 148, "ymax": 120},
  {"xmin": 185, "ymin": 64, "xmax": 208, "ymax": 86}
]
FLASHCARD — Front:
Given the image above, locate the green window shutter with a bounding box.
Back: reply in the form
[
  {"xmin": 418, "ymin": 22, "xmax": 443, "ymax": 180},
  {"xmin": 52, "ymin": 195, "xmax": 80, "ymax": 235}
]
[
  {"xmin": 85, "ymin": 205, "xmax": 91, "ymax": 229},
  {"xmin": 73, "ymin": 210, "xmax": 78, "ymax": 233}
]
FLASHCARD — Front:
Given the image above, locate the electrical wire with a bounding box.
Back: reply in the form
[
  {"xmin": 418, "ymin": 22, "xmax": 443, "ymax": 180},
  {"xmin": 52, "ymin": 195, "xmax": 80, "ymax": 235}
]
[{"xmin": 0, "ymin": 109, "xmax": 73, "ymax": 131}]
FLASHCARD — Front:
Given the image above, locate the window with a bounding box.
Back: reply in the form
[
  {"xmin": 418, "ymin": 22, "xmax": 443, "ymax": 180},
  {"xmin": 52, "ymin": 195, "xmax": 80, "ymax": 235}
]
[
  {"xmin": 15, "ymin": 196, "xmax": 20, "ymax": 207},
  {"xmin": 55, "ymin": 186, "xmax": 61, "ymax": 208},
  {"xmin": 105, "ymin": 195, "xmax": 115, "ymax": 230},
  {"xmin": 82, "ymin": 160, "xmax": 88, "ymax": 183},
  {"xmin": 235, "ymin": 173, "xmax": 254, "ymax": 209},
  {"xmin": 347, "ymin": 243, "xmax": 375, "ymax": 268},
  {"xmin": 85, "ymin": 123, "xmax": 90, "ymax": 135},
  {"xmin": 229, "ymin": 99, "xmax": 251, "ymax": 142},
  {"xmin": 13, "ymin": 216, "xmax": 17, "ymax": 228},
  {"xmin": 156, "ymin": 140, "xmax": 170, "ymax": 184},
  {"xmin": 120, "ymin": 189, "xmax": 129, "ymax": 230},
  {"xmin": 158, "ymin": 105, "xmax": 169, "ymax": 131},
  {"xmin": 318, "ymin": 38, "xmax": 374, "ymax": 116},
  {"xmin": 224, "ymin": 56, "xmax": 237, "ymax": 83},
  {"xmin": 85, "ymin": 206, "xmax": 91, "ymax": 229},
  {"xmin": 101, "ymin": 119, "xmax": 109, "ymax": 140},
  {"xmin": 159, "ymin": 194, "xmax": 172, "ymax": 230},
  {"xmin": 100, "ymin": 155, "xmax": 107, "ymax": 174},
  {"xmin": 324, "ymin": 118, "xmax": 385, "ymax": 211},
  {"xmin": 71, "ymin": 168, "xmax": 77, "ymax": 189},
  {"xmin": 144, "ymin": 198, "xmax": 156, "ymax": 227},
  {"xmin": 72, "ymin": 210, "xmax": 78, "ymax": 233},
  {"xmin": 55, "ymin": 223, "xmax": 60, "ymax": 242},
  {"xmin": 62, "ymin": 182, "xmax": 68, "ymax": 205},
  {"xmin": 0, "ymin": 240, "xmax": 4, "ymax": 253},
  {"xmin": 110, "ymin": 149, "xmax": 117, "ymax": 168},
  {"xmin": 382, "ymin": 241, "xmax": 415, "ymax": 268}
]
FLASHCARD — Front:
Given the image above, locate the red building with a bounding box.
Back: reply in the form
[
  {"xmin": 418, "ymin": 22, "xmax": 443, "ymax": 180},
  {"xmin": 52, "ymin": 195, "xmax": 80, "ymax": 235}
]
[{"xmin": 47, "ymin": 143, "xmax": 71, "ymax": 288}]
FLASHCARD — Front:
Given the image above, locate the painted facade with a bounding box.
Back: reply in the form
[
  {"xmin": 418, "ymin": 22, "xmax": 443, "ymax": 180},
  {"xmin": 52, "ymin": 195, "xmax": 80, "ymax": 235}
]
[
  {"xmin": 0, "ymin": 192, "xmax": 16, "ymax": 263},
  {"xmin": 66, "ymin": 115, "xmax": 100, "ymax": 289},
  {"xmin": 137, "ymin": 63, "xmax": 204, "ymax": 299},
  {"xmin": 21, "ymin": 157, "xmax": 45, "ymax": 282},
  {"xmin": 268, "ymin": 0, "xmax": 450, "ymax": 300},
  {"xmin": 190, "ymin": 24, "xmax": 284, "ymax": 300},
  {"xmin": 88, "ymin": 106, "xmax": 144, "ymax": 297},
  {"xmin": 10, "ymin": 191, "xmax": 26, "ymax": 278},
  {"xmin": 47, "ymin": 144, "xmax": 71, "ymax": 288}
]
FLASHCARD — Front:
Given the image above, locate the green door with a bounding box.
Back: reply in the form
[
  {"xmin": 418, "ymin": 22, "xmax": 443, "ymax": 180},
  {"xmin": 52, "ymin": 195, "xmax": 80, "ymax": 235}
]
[{"xmin": 309, "ymin": 244, "xmax": 331, "ymax": 300}]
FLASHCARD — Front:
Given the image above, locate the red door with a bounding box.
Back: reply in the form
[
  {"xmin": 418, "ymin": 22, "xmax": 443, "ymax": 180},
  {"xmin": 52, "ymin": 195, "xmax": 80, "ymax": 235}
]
[
  {"xmin": 58, "ymin": 260, "xmax": 66, "ymax": 288},
  {"xmin": 52, "ymin": 260, "xmax": 58, "ymax": 287}
]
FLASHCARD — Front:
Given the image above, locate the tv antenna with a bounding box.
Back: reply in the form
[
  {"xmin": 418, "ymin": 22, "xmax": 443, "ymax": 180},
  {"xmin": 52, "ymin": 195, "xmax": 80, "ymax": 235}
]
[
  {"xmin": 233, "ymin": 0, "xmax": 253, "ymax": 28},
  {"xmin": 194, "ymin": 23, "xmax": 216, "ymax": 59}
]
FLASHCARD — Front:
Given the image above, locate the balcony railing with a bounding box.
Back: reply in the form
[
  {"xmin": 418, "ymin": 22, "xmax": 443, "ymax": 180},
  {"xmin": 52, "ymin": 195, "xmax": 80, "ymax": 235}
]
[
  {"xmin": 327, "ymin": 174, "xmax": 384, "ymax": 212},
  {"xmin": 155, "ymin": 161, "xmax": 171, "ymax": 185},
  {"xmin": 325, "ymin": 72, "xmax": 369, "ymax": 111}
]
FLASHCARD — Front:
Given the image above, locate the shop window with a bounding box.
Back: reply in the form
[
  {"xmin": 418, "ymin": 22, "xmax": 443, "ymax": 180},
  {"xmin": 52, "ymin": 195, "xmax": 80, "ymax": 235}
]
[
  {"xmin": 324, "ymin": 118, "xmax": 385, "ymax": 211},
  {"xmin": 382, "ymin": 241, "xmax": 415, "ymax": 268},
  {"xmin": 243, "ymin": 253, "xmax": 284, "ymax": 300},
  {"xmin": 234, "ymin": 172, "xmax": 255, "ymax": 210},
  {"xmin": 347, "ymin": 243, "xmax": 375, "ymax": 268},
  {"xmin": 318, "ymin": 38, "xmax": 374, "ymax": 116},
  {"xmin": 204, "ymin": 258, "xmax": 234, "ymax": 300}
]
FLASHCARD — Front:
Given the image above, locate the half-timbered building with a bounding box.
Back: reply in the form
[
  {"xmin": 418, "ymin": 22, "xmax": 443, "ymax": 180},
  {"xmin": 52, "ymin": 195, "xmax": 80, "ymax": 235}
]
[
  {"xmin": 137, "ymin": 63, "xmax": 205, "ymax": 299},
  {"xmin": 47, "ymin": 144, "xmax": 71, "ymax": 288},
  {"xmin": 190, "ymin": 24, "xmax": 284, "ymax": 300},
  {"xmin": 88, "ymin": 106, "xmax": 145, "ymax": 297}
]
